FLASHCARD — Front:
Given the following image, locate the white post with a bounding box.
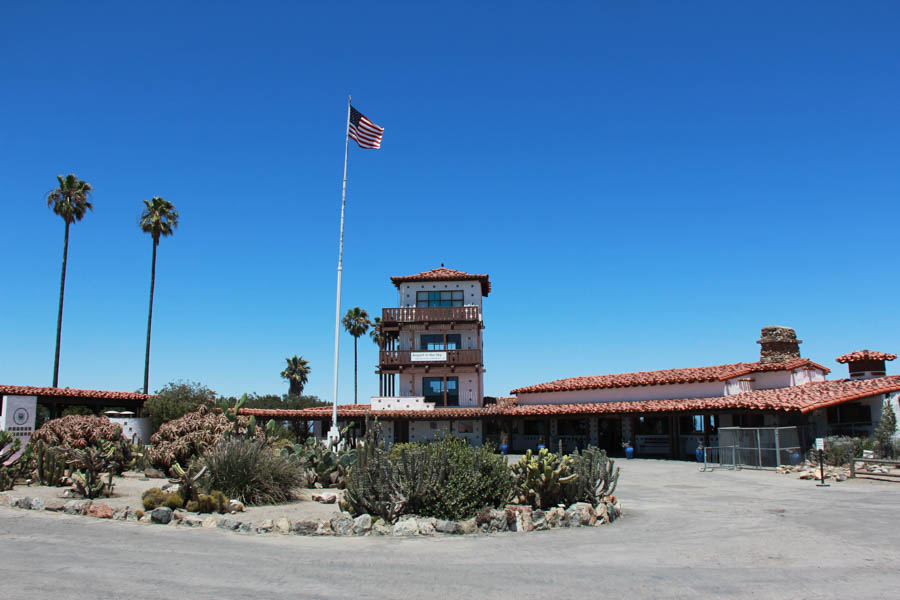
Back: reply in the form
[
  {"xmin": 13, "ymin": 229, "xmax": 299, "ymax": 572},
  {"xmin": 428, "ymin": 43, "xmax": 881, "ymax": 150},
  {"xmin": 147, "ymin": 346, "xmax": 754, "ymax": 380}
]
[{"xmin": 328, "ymin": 95, "xmax": 352, "ymax": 446}]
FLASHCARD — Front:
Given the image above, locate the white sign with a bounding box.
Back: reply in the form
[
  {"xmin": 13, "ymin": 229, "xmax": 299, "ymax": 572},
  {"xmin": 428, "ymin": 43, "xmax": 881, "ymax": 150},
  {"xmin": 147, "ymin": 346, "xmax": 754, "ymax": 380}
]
[
  {"xmin": 1, "ymin": 395, "xmax": 37, "ymax": 445},
  {"xmin": 410, "ymin": 351, "xmax": 447, "ymax": 362},
  {"xmin": 815, "ymin": 438, "xmax": 825, "ymax": 451}
]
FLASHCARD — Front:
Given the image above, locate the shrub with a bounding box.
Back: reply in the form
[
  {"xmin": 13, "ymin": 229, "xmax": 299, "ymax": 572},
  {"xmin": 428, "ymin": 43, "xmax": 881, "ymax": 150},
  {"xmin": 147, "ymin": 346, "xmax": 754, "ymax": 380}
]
[
  {"xmin": 163, "ymin": 493, "xmax": 184, "ymax": 509},
  {"xmin": 874, "ymin": 401, "xmax": 897, "ymax": 458},
  {"xmin": 147, "ymin": 404, "xmax": 260, "ymax": 470},
  {"xmin": 202, "ymin": 438, "xmax": 302, "ymax": 505},
  {"xmin": 345, "ymin": 434, "xmax": 512, "ymax": 522},
  {"xmin": 142, "ymin": 487, "xmax": 168, "ymax": 510},
  {"xmin": 821, "ymin": 436, "xmax": 864, "ymax": 466},
  {"xmin": 31, "ymin": 415, "xmax": 125, "ymax": 449},
  {"xmin": 144, "ymin": 380, "xmax": 217, "ymax": 431}
]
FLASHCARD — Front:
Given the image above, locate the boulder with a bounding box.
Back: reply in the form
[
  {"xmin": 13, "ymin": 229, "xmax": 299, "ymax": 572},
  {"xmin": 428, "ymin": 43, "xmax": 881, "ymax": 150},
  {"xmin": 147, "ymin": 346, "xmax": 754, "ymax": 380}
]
[
  {"xmin": 352, "ymin": 514, "xmax": 373, "ymax": 535},
  {"xmin": 476, "ymin": 508, "xmax": 508, "ymax": 532},
  {"xmin": 202, "ymin": 517, "xmax": 219, "ymax": 528},
  {"xmin": 594, "ymin": 503, "xmax": 609, "ymax": 525},
  {"xmin": 392, "ymin": 517, "xmax": 419, "ymax": 536},
  {"xmin": 11, "ymin": 496, "xmax": 28, "ymax": 509},
  {"xmin": 218, "ymin": 518, "xmax": 241, "ymax": 531},
  {"xmin": 112, "ymin": 507, "xmax": 130, "ymax": 520},
  {"xmin": 293, "ymin": 520, "xmax": 320, "ymax": 535},
  {"xmin": 256, "ymin": 519, "xmax": 274, "ymax": 533},
  {"xmin": 227, "ymin": 499, "xmax": 245, "ymax": 513},
  {"xmin": 238, "ymin": 522, "xmax": 252, "ymax": 533},
  {"xmin": 0, "ymin": 494, "xmax": 9, "ymax": 506},
  {"xmin": 150, "ymin": 507, "xmax": 173, "ymax": 524},
  {"xmin": 314, "ymin": 520, "xmax": 335, "ymax": 536},
  {"xmin": 182, "ymin": 515, "xmax": 204, "ymax": 527},
  {"xmin": 532, "ymin": 510, "xmax": 548, "ymax": 531},
  {"xmin": 417, "ymin": 517, "xmax": 437, "ymax": 536},
  {"xmin": 43, "ymin": 499, "xmax": 67, "ymax": 512},
  {"xmin": 458, "ymin": 518, "xmax": 478, "ymax": 535},
  {"xmin": 64, "ymin": 500, "xmax": 91, "ymax": 515},
  {"xmin": 312, "ymin": 493, "xmax": 337, "ymax": 504},
  {"xmin": 87, "ymin": 503, "xmax": 114, "ymax": 519},
  {"xmin": 144, "ymin": 468, "xmax": 166, "ymax": 479},
  {"xmin": 372, "ymin": 518, "xmax": 393, "ymax": 536},
  {"xmin": 506, "ymin": 505, "xmax": 534, "ymax": 532},
  {"xmin": 565, "ymin": 502, "xmax": 596, "ymax": 527},
  {"xmin": 139, "ymin": 513, "xmax": 152, "ymax": 523},
  {"xmin": 275, "ymin": 517, "xmax": 292, "ymax": 534},
  {"xmin": 330, "ymin": 513, "xmax": 354, "ymax": 536},
  {"xmin": 28, "ymin": 497, "xmax": 45, "ymax": 511},
  {"xmin": 546, "ymin": 507, "xmax": 565, "ymax": 527},
  {"xmin": 434, "ymin": 519, "xmax": 462, "ymax": 534}
]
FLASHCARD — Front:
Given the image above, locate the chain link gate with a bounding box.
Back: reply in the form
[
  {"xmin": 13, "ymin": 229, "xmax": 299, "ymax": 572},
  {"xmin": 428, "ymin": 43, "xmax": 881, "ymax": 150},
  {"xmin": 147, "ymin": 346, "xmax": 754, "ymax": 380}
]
[{"xmin": 700, "ymin": 426, "xmax": 802, "ymax": 471}]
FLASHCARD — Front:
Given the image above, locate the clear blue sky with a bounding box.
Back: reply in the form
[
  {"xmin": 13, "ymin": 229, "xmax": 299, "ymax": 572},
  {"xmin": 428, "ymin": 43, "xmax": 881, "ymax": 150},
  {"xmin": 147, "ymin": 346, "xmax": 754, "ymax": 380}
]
[{"xmin": 2, "ymin": 2, "xmax": 899, "ymax": 401}]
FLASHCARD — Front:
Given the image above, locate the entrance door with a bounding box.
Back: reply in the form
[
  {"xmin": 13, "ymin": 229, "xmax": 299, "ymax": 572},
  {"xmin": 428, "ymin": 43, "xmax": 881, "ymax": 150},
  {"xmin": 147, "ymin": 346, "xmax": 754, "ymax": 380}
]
[
  {"xmin": 394, "ymin": 420, "xmax": 409, "ymax": 443},
  {"xmin": 597, "ymin": 418, "xmax": 621, "ymax": 456}
]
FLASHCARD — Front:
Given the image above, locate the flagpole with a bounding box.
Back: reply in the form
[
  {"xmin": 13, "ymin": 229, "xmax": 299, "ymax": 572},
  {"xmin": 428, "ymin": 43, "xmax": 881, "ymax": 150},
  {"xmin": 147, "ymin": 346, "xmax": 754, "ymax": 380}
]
[{"xmin": 328, "ymin": 95, "xmax": 352, "ymax": 446}]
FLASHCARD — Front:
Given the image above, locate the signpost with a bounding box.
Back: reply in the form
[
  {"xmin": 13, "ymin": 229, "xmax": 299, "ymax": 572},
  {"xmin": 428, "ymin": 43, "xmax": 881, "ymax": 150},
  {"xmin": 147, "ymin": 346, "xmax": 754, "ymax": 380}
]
[{"xmin": 815, "ymin": 437, "xmax": 830, "ymax": 487}]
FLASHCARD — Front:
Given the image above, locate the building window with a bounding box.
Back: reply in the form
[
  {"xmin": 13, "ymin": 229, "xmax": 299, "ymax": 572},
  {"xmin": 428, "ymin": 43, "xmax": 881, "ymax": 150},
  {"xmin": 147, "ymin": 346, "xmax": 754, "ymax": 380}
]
[
  {"xmin": 417, "ymin": 290, "xmax": 464, "ymax": 307},
  {"xmin": 557, "ymin": 419, "xmax": 587, "ymax": 436},
  {"xmin": 458, "ymin": 421, "xmax": 474, "ymax": 434},
  {"xmin": 423, "ymin": 376, "xmax": 459, "ymax": 406},
  {"xmin": 419, "ymin": 334, "xmax": 461, "ymax": 350}
]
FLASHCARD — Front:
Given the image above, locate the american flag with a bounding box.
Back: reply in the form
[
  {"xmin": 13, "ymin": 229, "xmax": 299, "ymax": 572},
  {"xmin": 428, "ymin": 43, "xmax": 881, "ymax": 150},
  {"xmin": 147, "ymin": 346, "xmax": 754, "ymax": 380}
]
[{"xmin": 348, "ymin": 106, "xmax": 384, "ymax": 149}]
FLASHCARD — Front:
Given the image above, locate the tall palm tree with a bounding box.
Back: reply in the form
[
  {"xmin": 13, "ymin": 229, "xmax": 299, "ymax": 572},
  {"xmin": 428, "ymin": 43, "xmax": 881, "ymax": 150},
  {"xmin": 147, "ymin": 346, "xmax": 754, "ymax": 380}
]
[
  {"xmin": 139, "ymin": 197, "xmax": 179, "ymax": 395},
  {"xmin": 281, "ymin": 355, "xmax": 311, "ymax": 396},
  {"xmin": 342, "ymin": 307, "xmax": 371, "ymax": 404},
  {"xmin": 47, "ymin": 174, "xmax": 93, "ymax": 387}
]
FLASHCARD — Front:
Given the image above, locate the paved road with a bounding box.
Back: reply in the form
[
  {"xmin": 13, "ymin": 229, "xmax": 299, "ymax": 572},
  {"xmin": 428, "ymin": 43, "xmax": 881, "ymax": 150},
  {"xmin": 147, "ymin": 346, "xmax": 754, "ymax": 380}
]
[{"xmin": 2, "ymin": 459, "xmax": 899, "ymax": 599}]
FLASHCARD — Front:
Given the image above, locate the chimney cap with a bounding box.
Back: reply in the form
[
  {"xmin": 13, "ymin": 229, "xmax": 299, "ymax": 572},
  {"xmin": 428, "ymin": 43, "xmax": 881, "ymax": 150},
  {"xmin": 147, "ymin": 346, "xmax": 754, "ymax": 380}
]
[
  {"xmin": 836, "ymin": 350, "xmax": 897, "ymax": 364},
  {"xmin": 757, "ymin": 326, "xmax": 803, "ymax": 345}
]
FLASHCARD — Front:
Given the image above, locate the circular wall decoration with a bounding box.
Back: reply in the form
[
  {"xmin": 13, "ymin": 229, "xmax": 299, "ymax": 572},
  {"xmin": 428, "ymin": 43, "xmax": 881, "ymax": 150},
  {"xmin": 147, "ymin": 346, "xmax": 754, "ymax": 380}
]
[{"xmin": 13, "ymin": 407, "xmax": 30, "ymax": 426}]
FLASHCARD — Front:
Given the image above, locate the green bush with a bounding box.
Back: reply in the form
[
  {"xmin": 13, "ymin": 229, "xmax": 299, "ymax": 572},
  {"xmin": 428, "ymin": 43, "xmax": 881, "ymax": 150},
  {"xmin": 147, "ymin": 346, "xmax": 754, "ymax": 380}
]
[
  {"xmin": 202, "ymin": 438, "xmax": 302, "ymax": 505},
  {"xmin": 144, "ymin": 380, "xmax": 217, "ymax": 431},
  {"xmin": 345, "ymin": 434, "xmax": 512, "ymax": 522},
  {"xmin": 142, "ymin": 487, "xmax": 168, "ymax": 510},
  {"xmin": 163, "ymin": 493, "xmax": 184, "ymax": 509}
]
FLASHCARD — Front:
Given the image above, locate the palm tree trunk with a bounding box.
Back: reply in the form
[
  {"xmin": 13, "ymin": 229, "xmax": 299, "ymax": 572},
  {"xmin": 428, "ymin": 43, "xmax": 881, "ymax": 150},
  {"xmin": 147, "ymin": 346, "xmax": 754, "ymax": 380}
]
[
  {"xmin": 354, "ymin": 336, "xmax": 358, "ymax": 404},
  {"xmin": 143, "ymin": 240, "xmax": 157, "ymax": 395},
  {"xmin": 52, "ymin": 221, "xmax": 70, "ymax": 387}
]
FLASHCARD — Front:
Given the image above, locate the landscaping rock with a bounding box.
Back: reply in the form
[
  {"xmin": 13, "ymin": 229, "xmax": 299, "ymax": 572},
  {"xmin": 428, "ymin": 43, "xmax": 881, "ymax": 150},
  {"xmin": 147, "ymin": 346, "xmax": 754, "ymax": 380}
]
[
  {"xmin": 139, "ymin": 513, "xmax": 152, "ymax": 523},
  {"xmin": 372, "ymin": 518, "xmax": 393, "ymax": 536},
  {"xmin": 595, "ymin": 503, "xmax": 609, "ymax": 525},
  {"xmin": 547, "ymin": 507, "xmax": 564, "ymax": 527},
  {"xmin": 238, "ymin": 521, "xmax": 252, "ymax": 533},
  {"xmin": 275, "ymin": 517, "xmax": 292, "ymax": 534},
  {"xmin": 182, "ymin": 515, "xmax": 203, "ymax": 527},
  {"xmin": 112, "ymin": 507, "xmax": 130, "ymax": 520},
  {"xmin": 458, "ymin": 518, "xmax": 478, "ymax": 535},
  {"xmin": 227, "ymin": 499, "xmax": 245, "ymax": 512},
  {"xmin": 87, "ymin": 503, "xmax": 114, "ymax": 519},
  {"xmin": 531, "ymin": 509, "xmax": 548, "ymax": 530},
  {"xmin": 27, "ymin": 497, "xmax": 45, "ymax": 511},
  {"xmin": 315, "ymin": 520, "xmax": 335, "ymax": 536},
  {"xmin": 10, "ymin": 496, "xmax": 27, "ymax": 509},
  {"xmin": 64, "ymin": 500, "xmax": 91, "ymax": 515},
  {"xmin": 172, "ymin": 509, "xmax": 187, "ymax": 523},
  {"xmin": 352, "ymin": 514, "xmax": 373, "ymax": 535},
  {"xmin": 293, "ymin": 520, "xmax": 319, "ymax": 535},
  {"xmin": 256, "ymin": 519, "xmax": 274, "ymax": 533},
  {"xmin": 506, "ymin": 505, "xmax": 534, "ymax": 532},
  {"xmin": 392, "ymin": 517, "xmax": 419, "ymax": 536},
  {"xmin": 312, "ymin": 493, "xmax": 337, "ymax": 504},
  {"xmin": 417, "ymin": 517, "xmax": 437, "ymax": 536},
  {"xmin": 565, "ymin": 502, "xmax": 597, "ymax": 527},
  {"xmin": 218, "ymin": 518, "xmax": 241, "ymax": 531},
  {"xmin": 330, "ymin": 513, "xmax": 354, "ymax": 536},
  {"xmin": 476, "ymin": 508, "xmax": 508, "ymax": 532},
  {"xmin": 434, "ymin": 519, "xmax": 462, "ymax": 534},
  {"xmin": 151, "ymin": 506, "xmax": 173, "ymax": 524},
  {"xmin": 43, "ymin": 499, "xmax": 67, "ymax": 512},
  {"xmin": 202, "ymin": 517, "xmax": 219, "ymax": 528},
  {"xmin": 144, "ymin": 468, "xmax": 166, "ymax": 479}
]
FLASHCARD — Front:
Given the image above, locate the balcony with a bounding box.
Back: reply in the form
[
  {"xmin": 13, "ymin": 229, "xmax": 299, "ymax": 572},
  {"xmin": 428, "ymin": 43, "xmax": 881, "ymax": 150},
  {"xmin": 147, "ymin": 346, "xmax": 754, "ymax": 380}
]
[
  {"xmin": 381, "ymin": 306, "xmax": 480, "ymax": 328},
  {"xmin": 379, "ymin": 349, "xmax": 482, "ymax": 370}
]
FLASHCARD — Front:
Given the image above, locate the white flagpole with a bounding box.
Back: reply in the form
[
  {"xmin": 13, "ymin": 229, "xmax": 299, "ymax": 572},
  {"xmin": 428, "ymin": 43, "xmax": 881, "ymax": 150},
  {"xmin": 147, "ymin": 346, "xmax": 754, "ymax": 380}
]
[{"xmin": 328, "ymin": 95, "xmax": 352, "ymax": 446}]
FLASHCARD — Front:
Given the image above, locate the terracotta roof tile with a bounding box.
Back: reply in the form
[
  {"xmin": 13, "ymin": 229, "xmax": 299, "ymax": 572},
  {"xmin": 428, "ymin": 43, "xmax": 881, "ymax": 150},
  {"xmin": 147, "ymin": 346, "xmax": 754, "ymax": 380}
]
[
  {"xmin": 242, "ymin": 377, "xmax": 900, "ymax": 420},
  {"xmin": 0, "ymin": 385, "xmax": 150, "ymax": 402},
  {"xmin": 835, "ymin": 350, "xmax": 897, "ymax": 364},
  {"xmin": 510, "ymin": 358, "xmax": 830, "ymax": 394},
  {"xmin": 390, "ymin": 267, "xmax": 491, "ymax": 296}
]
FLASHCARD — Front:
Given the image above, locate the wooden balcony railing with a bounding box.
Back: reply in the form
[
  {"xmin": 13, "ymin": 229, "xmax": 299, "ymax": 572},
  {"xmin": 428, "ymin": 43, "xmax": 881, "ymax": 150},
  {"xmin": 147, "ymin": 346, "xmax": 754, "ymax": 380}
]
[
  {"xmin": 379, "ymin": 349, "xmax": 482, "ymax": 368},
  {"xmin": 381, "ymin": 306, "xmax": 480, "ymax": 326}
]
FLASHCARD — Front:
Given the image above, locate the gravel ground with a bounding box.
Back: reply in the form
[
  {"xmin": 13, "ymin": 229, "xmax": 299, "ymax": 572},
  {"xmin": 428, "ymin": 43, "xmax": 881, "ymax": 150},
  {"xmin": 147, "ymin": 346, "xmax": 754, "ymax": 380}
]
[{"xmin": 2, "ymin": 459, "xmax": 900, "ymax": 599}]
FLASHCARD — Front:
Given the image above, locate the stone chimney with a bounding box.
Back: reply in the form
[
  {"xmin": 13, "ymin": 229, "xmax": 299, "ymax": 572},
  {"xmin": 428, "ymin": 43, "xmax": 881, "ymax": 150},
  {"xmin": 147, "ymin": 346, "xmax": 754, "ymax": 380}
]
[
  {"xmin": 756, "ymin": 326, "xmax": 802, "ymax": 364},
  {"xmin": 836, "ymin": 350, "xmax": 896, "ymax": 380}
]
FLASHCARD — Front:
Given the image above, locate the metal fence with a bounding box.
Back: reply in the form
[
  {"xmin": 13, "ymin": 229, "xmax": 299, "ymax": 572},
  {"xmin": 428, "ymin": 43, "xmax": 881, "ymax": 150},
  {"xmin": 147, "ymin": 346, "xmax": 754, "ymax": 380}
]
[{"xmin": 700, "ymin": 426, "xmax": 803, "ymax": 471}]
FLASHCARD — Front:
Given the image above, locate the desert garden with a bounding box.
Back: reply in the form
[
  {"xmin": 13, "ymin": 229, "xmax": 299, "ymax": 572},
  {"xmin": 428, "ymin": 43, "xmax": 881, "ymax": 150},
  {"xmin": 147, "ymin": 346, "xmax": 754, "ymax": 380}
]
[{"xmin": 0, "ymin": 403, "xmax": 622, "ymax": 537}]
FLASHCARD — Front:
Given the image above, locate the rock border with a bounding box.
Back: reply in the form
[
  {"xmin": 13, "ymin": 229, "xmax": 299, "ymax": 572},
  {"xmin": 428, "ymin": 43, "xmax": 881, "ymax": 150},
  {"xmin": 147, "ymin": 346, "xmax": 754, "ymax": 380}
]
[{"xmin": 0, "ymin": 493, "xmax": 622, "ymax": 537}]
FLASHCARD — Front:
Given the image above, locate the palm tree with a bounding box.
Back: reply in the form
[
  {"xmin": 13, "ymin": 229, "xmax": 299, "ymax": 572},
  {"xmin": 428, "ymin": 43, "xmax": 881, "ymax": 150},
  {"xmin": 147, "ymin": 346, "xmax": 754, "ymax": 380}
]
[
  {"xmin": 281, "ymin": 355, "xmax": 311, "ymax": 396},
  {"xmin": 342, "ymin": 307, "xmax": 371, "ymax": 404},
  {"xmin": 370, "ymin": 316, "xmax": 387, "ymax": 349},
  {"xmin": 47, "ymin": 174, "xmax": 93, "ymax": 387},
  {"xmin": 139, "ymin": 197, "xmax": 179, "ymax": 395}
]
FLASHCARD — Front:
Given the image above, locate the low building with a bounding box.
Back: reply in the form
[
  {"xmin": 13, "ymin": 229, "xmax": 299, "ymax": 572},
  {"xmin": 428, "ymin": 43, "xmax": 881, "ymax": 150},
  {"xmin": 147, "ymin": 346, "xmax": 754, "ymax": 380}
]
[{"xmin": 242, "ymin": 268, "xmax": 900, "ymax": 458}]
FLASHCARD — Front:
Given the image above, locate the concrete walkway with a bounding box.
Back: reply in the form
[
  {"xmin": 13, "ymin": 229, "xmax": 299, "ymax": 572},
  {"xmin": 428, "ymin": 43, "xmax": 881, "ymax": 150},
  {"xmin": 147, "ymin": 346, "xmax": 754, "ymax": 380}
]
[{"xmin": 1, "ymin": 459, "xmax": 898, "ymax": 599}]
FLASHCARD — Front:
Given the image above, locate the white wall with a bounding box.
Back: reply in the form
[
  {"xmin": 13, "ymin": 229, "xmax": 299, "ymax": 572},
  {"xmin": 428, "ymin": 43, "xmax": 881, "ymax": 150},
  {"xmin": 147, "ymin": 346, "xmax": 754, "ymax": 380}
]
[
  {"xmin": 109, "ymin": 417, "xmax": 152, "ymax": 445},
  {"xmin": 1, "ymin": 395, "xmax": 37, "ymax": 446},
  {"xmin": 408, "ymin": 419, "xmax": 482, "ymax": 446},
  {"xmin": 516, "ymin": 380, "xmax": 726, "ymax": 405},
  {"xmin": 397, "ymin": 369, "xmax": 482, "ymax": 406}
]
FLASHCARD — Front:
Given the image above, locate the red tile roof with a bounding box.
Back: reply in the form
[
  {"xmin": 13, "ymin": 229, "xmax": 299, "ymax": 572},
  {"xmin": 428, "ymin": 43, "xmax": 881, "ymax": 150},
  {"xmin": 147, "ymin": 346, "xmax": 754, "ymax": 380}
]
[
  {"xmin": 510, "ymin": 358, "xmax": 830, "ymax": 395},
  {"xmin": 390, "ymin": 267, "xmax": 491, "ymax": 296},
  {"xmin": 242, "ymin": 376, "xmax": 900, "ymax": 420},
  {"xmin": 0, "ymin": 385, "xmax": 149, "ymax": 402},
  {"xmin": 835, "ymin": 350, "xmax": 897, "ymax": 363}
]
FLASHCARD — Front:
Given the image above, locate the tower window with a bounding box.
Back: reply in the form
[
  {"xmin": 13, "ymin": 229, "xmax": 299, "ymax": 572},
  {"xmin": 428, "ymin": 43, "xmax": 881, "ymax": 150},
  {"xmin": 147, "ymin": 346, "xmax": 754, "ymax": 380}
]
[{"xmin": 417, "ymin": 290, "xmax": 464, "ymax": 307}]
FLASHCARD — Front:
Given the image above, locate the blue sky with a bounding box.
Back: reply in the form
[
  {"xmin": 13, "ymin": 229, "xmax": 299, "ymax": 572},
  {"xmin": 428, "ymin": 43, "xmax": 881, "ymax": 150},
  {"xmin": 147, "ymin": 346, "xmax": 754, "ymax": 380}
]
[{"xmin": 2, "ymin": 2, "xmax": 899, "ymax": 401}]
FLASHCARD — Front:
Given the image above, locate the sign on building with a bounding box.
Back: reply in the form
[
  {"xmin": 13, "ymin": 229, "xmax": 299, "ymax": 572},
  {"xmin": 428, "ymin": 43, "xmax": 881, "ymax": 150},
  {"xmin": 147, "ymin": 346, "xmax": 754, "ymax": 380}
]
[
  {"xmin": 1, "ymin": 395, "xmax": 37, "ymax": 446},
  {"xmin": 411, "ymin": 351, "xmax": 448, "ymax": 362}
]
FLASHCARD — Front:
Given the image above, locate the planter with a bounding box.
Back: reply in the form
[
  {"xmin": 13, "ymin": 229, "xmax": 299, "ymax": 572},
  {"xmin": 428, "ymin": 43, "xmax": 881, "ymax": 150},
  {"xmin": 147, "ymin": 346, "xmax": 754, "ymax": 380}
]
[
  {"xmin": 625, "ymin": 446, "xmax": 634, "ymax": 460},
  {"xmin": 537, "ymin": 444, "xmax": 546, "ymax": 451},
  {"xmin": 500, "ymin": 444, "xmax": 509, "ymax": 455},
  {"xmin": 790, "ymin": 452, "xmax": 801, "ymax": 466},
  {"xmin": 695, "ymin": 447, "xmax": 704, "ymax": 463}
]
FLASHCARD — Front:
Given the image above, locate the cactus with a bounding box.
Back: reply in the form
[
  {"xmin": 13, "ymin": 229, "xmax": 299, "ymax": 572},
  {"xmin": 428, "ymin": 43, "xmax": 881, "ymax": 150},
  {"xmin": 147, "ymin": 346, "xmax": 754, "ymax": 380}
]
[
  {"xmin": 169, "ymin": 461, "xmax": 208, "ymax": 504},
  {"xmin": 564, "ymin": 446, "xmax": 620, "ymax": 506},
  {"xmin": 510, "ymin": 447, "xmax": 577, "ymax": 509},
  {"xmin": 66, "ymin": 441, "xmax": 116, "ymax": 499},
  {"xmin": 34, "ymin": 441, "xmax": 68, "ymax": 486}
]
